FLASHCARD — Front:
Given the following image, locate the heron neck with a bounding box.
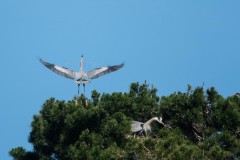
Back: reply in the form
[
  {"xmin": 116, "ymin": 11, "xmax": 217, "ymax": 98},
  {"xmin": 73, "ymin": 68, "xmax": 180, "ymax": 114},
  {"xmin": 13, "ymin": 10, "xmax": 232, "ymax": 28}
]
[
  {"xmin": 145, "ymin": 118, "xmax": 156, "ymax": 126},
  {"xmin": 80, "ymin": 56, "xmax": 83, "ymax": 73}
]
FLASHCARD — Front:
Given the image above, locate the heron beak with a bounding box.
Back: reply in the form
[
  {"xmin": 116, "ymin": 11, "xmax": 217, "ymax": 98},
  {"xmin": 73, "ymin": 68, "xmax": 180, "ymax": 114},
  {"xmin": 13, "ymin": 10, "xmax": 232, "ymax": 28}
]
[{"xmin": 157, "ymin": 120, "xmax": 165, "ymax": 126}]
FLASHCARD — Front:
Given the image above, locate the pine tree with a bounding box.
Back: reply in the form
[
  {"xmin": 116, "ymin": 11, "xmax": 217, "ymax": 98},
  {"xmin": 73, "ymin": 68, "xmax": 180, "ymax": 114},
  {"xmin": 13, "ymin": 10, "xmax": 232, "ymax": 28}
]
[{"xmin": 10, "ymin": 82, "xmax": 240, "ymax": 159}]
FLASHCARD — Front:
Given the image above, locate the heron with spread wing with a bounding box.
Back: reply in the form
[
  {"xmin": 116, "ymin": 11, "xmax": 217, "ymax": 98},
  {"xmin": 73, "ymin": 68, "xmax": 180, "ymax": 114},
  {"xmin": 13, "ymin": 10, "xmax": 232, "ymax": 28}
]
[{"xmin": 39, "ymin": 55, "xmax": 124, "ymax": 95}]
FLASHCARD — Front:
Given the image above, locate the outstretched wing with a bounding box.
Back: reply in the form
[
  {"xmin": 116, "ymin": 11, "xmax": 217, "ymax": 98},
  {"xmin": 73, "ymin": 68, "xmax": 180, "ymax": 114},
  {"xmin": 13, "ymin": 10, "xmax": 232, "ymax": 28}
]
[
  {"xmin": 131, "ymin": 121, "xmax": 144, "ymax": 133},
  {"xmin": 87, "ymin": 63, "xmax": 124, "ymax": 79},
  {"xmin": 39, "ymin": 58, "xmax": 77, "ymax": 79}
]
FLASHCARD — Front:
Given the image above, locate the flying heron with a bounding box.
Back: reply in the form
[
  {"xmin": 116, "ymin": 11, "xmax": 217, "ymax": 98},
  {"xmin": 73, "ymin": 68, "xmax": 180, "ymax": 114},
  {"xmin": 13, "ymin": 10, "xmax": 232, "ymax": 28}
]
[
  {"xmin": 131, "ymin": 117, "xmax": 165, "ymax": 137},
  {"xmin": 39, "ymin": 55, "xmax": 124, "ymax": 95}
]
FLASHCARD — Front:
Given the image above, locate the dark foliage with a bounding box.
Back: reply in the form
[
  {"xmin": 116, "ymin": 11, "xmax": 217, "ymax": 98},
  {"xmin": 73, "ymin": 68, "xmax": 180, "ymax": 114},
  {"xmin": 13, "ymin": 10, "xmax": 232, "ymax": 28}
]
[{"xmin": 10, "ymin": 82, "xmax": 240, "ymax": 159}]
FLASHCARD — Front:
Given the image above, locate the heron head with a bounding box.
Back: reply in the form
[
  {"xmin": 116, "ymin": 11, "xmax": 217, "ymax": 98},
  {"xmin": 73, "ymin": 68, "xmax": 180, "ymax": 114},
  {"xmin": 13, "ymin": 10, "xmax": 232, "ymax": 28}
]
[
  {"xmin": 151, "ymin": 117, "xmax": 164, "ymax": 125},
  {"xmin": 159, "ymin": 117, "xmax": 163, "ymax": 122},
  {"xmin": 158, "ymin": 117, "xmax": 165, "ymax": 126},
  {"xmin": 151, "ymin": 117, "xmax": 165, "ymax": 126}
]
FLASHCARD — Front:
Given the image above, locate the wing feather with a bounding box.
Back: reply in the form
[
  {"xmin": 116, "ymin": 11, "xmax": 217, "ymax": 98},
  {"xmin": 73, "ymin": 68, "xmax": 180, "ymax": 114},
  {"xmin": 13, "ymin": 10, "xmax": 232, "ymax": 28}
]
[
  {"xmin": 87, "ymin": 63, "xmax": 124, "ymax": 79},
  {"xmin": 131, "ymin": 121, "xmax": 144, "ymax": 133},
  {"xmin": 39, "ymin": 58, "xmax": 77, "ymax": 79}
]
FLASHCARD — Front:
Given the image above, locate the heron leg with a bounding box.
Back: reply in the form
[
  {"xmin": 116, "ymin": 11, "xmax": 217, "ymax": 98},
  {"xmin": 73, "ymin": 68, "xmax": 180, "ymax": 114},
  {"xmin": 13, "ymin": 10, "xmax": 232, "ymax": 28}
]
[
  {"xmin": 78, "ymin": 84, "xmax": 80, "ymax": 95},
  {"xmin": 143, "ymin": 130, "xmax": 147, "ymax": 137},
  {"xmin": 83, "ymin": 84, "xmax": 85, "ymax": 96}
]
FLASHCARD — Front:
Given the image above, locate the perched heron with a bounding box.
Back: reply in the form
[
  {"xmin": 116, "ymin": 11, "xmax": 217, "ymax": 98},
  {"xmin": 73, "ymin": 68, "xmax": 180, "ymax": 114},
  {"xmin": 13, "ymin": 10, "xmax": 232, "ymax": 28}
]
[
  {"xmin": 131, "ymin": 117, "xmax": 165, "ymax": 136},
  {"xmin": 39, "ymin": 55, "xmax": 124, "ymax": 95}
]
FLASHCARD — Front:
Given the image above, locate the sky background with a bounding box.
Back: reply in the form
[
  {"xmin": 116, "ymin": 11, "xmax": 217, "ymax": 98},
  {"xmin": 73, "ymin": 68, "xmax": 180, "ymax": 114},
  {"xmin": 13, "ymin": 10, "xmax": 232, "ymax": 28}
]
[{"xmin": 1, "ymin": 0, "xmax": 240, "ymax": 159}]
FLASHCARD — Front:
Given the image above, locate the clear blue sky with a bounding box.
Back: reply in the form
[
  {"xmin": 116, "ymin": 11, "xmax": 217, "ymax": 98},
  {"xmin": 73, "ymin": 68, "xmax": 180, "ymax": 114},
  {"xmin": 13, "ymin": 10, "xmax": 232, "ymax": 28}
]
[{"xmin": 0, "ymin": 0, "xmax": 240, "ymax": 159}]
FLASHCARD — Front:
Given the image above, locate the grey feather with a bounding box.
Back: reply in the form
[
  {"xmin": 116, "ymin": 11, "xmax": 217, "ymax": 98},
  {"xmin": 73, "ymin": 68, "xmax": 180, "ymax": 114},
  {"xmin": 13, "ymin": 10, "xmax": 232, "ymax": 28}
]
[
  {"xmin": 39, "ymin": 58, "xmax": 77, "ymax": 79},
  {"xmin": 87, "ymin": 63, "xmax": 124, "ymax": 79},
  {"xmin": 131, "ymin": 121, "xmax": 144, "ymax": 132}
]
